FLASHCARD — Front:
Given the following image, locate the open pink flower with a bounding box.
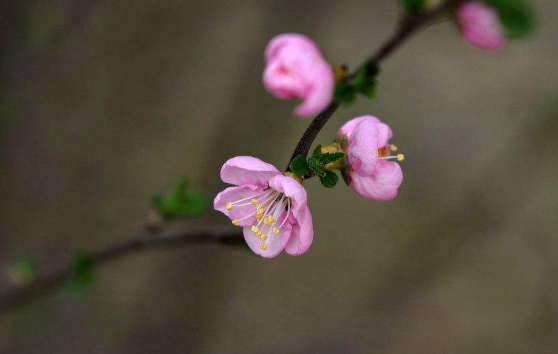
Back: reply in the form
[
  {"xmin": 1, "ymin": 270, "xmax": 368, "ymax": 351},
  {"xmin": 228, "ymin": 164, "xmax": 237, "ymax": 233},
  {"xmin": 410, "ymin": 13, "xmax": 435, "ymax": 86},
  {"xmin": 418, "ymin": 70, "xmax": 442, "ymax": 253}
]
[
  {"xmin": 457, "ymin": 2, "xmax": 505, "ymax": 51},
  {"xmin": 337, "ymin": 116, "xmax": 404, "ymax": 201},
  {"xmin": 263, "ymin": 33, "xmax": 334, "ymax": 118},
  {"xmin": 214, "ymin": 156, "xmax": 313, "ymax": 258}
]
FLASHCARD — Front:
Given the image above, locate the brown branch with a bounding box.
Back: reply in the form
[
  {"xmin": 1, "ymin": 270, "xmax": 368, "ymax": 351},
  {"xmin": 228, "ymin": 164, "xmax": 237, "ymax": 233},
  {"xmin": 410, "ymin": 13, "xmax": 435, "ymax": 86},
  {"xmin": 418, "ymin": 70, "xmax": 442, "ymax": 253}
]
[
  {"xmin": 0, "ymin": 226, "xmax": 242, "ymax": 314},
  {"xmin": 0, "ymin": 0, "xmax": 463, "ymax": 316}
]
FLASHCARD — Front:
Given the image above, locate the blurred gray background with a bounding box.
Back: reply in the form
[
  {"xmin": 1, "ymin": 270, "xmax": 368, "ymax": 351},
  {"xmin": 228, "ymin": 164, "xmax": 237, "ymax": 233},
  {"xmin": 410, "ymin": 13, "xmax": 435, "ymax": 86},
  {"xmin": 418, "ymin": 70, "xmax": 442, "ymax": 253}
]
[{"xmin": 1, "ymin": 0, "xmax": 557, "ymax": 353}]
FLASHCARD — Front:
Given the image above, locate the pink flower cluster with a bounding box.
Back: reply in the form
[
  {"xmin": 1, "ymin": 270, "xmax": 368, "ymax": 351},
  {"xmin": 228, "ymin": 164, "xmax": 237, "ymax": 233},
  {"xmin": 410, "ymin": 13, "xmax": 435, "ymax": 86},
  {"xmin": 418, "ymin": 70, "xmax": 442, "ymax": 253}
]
[
  {"xmin": 457, "ymin": 1, "xmax": 505, "ymax": 51},
  {"xmin": 215, "ymin": 34, "xmax": 405, "ymax": 258},
  {"xmin": 263, "ymin": 34, "xmax": 334, "ymax": 117},
  {"xmin": 214, "ymin": 115, "xmax": 404, "ymax": 258}
]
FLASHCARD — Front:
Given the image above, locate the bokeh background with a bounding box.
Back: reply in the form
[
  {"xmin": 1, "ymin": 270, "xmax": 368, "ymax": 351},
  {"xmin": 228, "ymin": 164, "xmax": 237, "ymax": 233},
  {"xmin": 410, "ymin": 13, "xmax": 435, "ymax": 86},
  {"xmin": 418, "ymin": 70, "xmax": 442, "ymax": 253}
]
[{"xmin": 1, "ymin": 0, "xmax": 557, "ymax": 353}]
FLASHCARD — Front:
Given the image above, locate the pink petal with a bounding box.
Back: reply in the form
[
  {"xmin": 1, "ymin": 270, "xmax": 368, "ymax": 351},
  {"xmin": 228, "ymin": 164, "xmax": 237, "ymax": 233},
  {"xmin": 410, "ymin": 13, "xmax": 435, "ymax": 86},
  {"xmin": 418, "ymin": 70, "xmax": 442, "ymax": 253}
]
[
  {"xmin": 263, "ymin": 33, "xmax": 334, "ymax": 118},
  {"xmin": 264, "ymin": 33, "xmax": 321, "ymax": 64},
  {"xmin": 213, "ymin": 185, "xmax": 263, "ymax": 226},
  {"xmin": 458, "ymin": 2, "xmax": 505, "ymax": 51},
  {"xmin": 243, "ymin": 222, "xmax": 293, "ymax": 258},
  {"xmin": 348, "ymin": 117, "xmax": 379, "ymax": 177},
  {"xmin": 285, "ymin": 205, "xmax": 314, "ymax": 256},
  {"xmin": 268, "ymin": 175, "xmax": 307, "ymax": 215},
  {"xmin": 349, "ymin": 161, "xmax": 403, "ymax": 201},
  {"xmin": 377, "ymin": 121, "xmax": 393, "ymax": 148},
  {"xmin": 337, "ymin": 115, "xmax": 379, "ymax": 141},
  {"xmin": 294, "ymin": 61, "xmax": 334, "ymax": 117},
  {"xmin": 263, "ymin": 60, "xmax": 307, "ymax": 100},
  {"xmin": 220, "ymin": 156, "xmax": 281, "ymax": 187}
]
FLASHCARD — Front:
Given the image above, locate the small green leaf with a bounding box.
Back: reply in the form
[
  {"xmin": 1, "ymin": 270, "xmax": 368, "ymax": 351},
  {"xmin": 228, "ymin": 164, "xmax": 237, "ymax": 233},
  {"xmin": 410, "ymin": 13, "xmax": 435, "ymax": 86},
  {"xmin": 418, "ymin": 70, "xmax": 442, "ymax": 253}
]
[
  {"xmin": 66, "ymin": 252, "xmax": 95, "ymax": 294},
  {"xmin": 335, "ymin": 62, "xmax": 380, "ymax": 105},
  {"xmin": 484, "ymin": 0, "xmax": 535, "ymax": 39},
  {"xmin": 317, "ymin": 152, "xmax": 345, "ymax": 165},
  {"xmin": 312, "ymin": 145, "xmax": 323, "ymax": 157},
  {"xmin": 319, "ymin": 171, "xmax": 339, "ymax": 188},
  {"xmin": 9, "ymin": 258, "xmax": 39, "ymax": 285},
  {"xmin": 152, "ymin": 177, "xmax": 209, "ymax": 222},
  {"xmin": 400, "ymin": 0, "xmax": 425, "ymax": 15},
  {"xmin": 290, "ymin": 155, "xmax": 309, "ymax": 178},
  {"xmin": 334, "ymin": 83, "xmax": 357, "ymax": 105},
  {"xmin": 353, "ymin": 62, "xmax": 380, "ymax": 100},
  {"xmin": 307, "ymin": 157, "xmax": 326, "ymax": 177}
]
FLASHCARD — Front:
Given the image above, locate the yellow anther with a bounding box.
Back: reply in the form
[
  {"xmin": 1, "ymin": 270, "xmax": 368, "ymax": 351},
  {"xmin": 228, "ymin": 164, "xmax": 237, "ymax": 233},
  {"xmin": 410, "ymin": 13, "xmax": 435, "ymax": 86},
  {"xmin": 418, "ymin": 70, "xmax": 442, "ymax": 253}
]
[
  {"xmin": 273, "ymin": 228, "xmax": 280, "ymax": 235},
  {"xmin": 256, "ymin": 208, "xmax": 264, "ymax": 216},
  {"xmin": 397, "ymin": 154, "xmax": 405, "ymax": 162},
  {"xmin": 256, "ymin": 231, "xmax": 263, "ymax": 237},
  {"xmin": 226, "ymin": 202, "xmax": 233, "ymax": 210},
  {"xmin": 390, "ymin": 144, "xmax": 398, "ymax": 152},
  {"xmin": 251, "ymin": 225, "xmax": 258, "ymax": 233},
  {"xmin": 260, "ymin": 235, "xmax": 267, "ymax": 241},
  {"xmin": 264, "ymin": 216, "xmax": 274, "ymax": 226},
  {"xmin": 260, "ymin": 244, "xmax": 268, "ymax": 250},
  {"xmin": 256, "ymin": 215, "xmax": 263, "ymax": 222},
  {"xmin": 251, "ymin": 199, "xmax": 259, "ymax": 207},
  {"xmin": 232, "ymin": 219, "xmax": 240, "ymax": 226}
]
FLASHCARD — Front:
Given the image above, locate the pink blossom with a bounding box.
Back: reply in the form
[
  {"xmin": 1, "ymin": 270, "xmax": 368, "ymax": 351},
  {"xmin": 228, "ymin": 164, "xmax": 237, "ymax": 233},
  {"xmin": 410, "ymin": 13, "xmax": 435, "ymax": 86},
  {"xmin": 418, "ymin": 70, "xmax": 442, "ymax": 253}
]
[
  {"xmin": 337, "ymin": 116, "xmax": 404, "ymax": 201},
  {"xmin": 214, "ymin": 156, "xmax": 313, "ymax": 258},
  {"xmin": 457, "ymin": 2, "xmax": 505, "ymax": 51},
  {"xmin": 263, "ymin": 33, "xmax": 334, "ymax": 118}
]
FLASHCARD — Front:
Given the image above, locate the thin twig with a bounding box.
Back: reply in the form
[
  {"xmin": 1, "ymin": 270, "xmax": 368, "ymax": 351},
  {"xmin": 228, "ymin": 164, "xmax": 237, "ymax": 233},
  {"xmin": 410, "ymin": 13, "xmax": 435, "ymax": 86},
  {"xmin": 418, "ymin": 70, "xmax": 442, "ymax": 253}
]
[
  {"xmin": 0, "ymin": 226, "xmax": 242, "ymax": 314},
  {"xmin": 0, "ymin": 0, "xmax": 463, "ymax": 315}
]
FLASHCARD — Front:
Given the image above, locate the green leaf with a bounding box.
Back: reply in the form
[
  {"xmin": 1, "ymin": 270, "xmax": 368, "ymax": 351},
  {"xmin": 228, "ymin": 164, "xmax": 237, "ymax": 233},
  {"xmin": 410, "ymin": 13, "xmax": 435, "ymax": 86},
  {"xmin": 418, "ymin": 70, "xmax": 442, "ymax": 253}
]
[
  {"xmin": 484, "ymin": 0, "xmax": 535, "ymax": 39},
  {"xmin": 334, "ymin": 82, "xmax": 357, "ymax": 105},
  {"xmin": 353, "ymin": 62, "xmax": 380, "ymax": 100},
  {"xmin": 290, "ymin": 155, "xmax": 309, "ymax": 178},
  {"xmin": 319, "ymin": 171, "xmax": 339, "ymax": 188},
  {"xmin": 152, "ymin": 177, "xmax": 209, "ymax": 222},
  {"xmin": 66, "ymin": 252, "xmax": 95, "ymax": 294},
  {"xmin": 334, "ymin": 61, "xmax": 380, "ymax": 105},
  {"xmin": 317, "ymin": 152, "xmax": 345, "ymax": 165},
  {"xmin": 400, "ymin": 0, "xmax": 425, "ymax": 15},
  {"xmin": 9, "ymin": 258, "xmax": 39, "ymax": 285},
  {"xmin": 307, "ymin": 157, "xmax": 326, "ymax": 177},
  {"xmin": 312, "ymin": 145, "xmax": 323, "ymax": 157}
]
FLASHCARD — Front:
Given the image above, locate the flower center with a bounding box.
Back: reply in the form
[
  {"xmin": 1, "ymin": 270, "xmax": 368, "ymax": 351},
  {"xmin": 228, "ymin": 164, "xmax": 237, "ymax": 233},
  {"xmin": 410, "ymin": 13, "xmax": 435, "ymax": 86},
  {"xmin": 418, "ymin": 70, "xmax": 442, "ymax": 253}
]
[
  {"xmin": 227, "ymin": 189, "xmax": 291, "ymax": 251},
  {"xmin": 378, "ymin": 144, "xmax": 405, "ymax": 162}
]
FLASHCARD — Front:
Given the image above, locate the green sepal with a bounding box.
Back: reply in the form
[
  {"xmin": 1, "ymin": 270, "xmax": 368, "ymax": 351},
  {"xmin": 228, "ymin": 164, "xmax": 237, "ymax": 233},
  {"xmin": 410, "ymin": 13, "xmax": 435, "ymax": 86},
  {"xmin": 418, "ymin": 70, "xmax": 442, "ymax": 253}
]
[
  {"xmin": 307, "ymin": 157, "xmax": 326, "ymax": 177},
  {"xmin": 318, "ymin": 152, "xmax": 345, "ymax": 165},
  {"xmin": 319, "ymin": 171, "xmax": 339, "ymax": 188},
  {"xmin": 312, "ymin": 145, "xmax": 323, "ymax": 157},
  {"xmin": 289, "ymin": 155, "xmax": 310, "ymax": 178}
]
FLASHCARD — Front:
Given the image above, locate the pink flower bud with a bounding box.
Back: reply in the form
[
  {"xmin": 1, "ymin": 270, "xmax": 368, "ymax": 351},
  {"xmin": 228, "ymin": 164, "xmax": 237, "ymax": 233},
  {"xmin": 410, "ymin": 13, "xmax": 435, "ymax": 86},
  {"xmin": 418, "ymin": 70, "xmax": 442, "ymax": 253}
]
[
  {"xmin": 457, "ymin": 2, "xmax": 505, "ymax": 51},
  {"xmin": 263, "ymin": 34, "xmax": 334, "ymax": 118},
  {"xmin": 338, "ymin": 116, "xmax": 404, "ymax": 201}
]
